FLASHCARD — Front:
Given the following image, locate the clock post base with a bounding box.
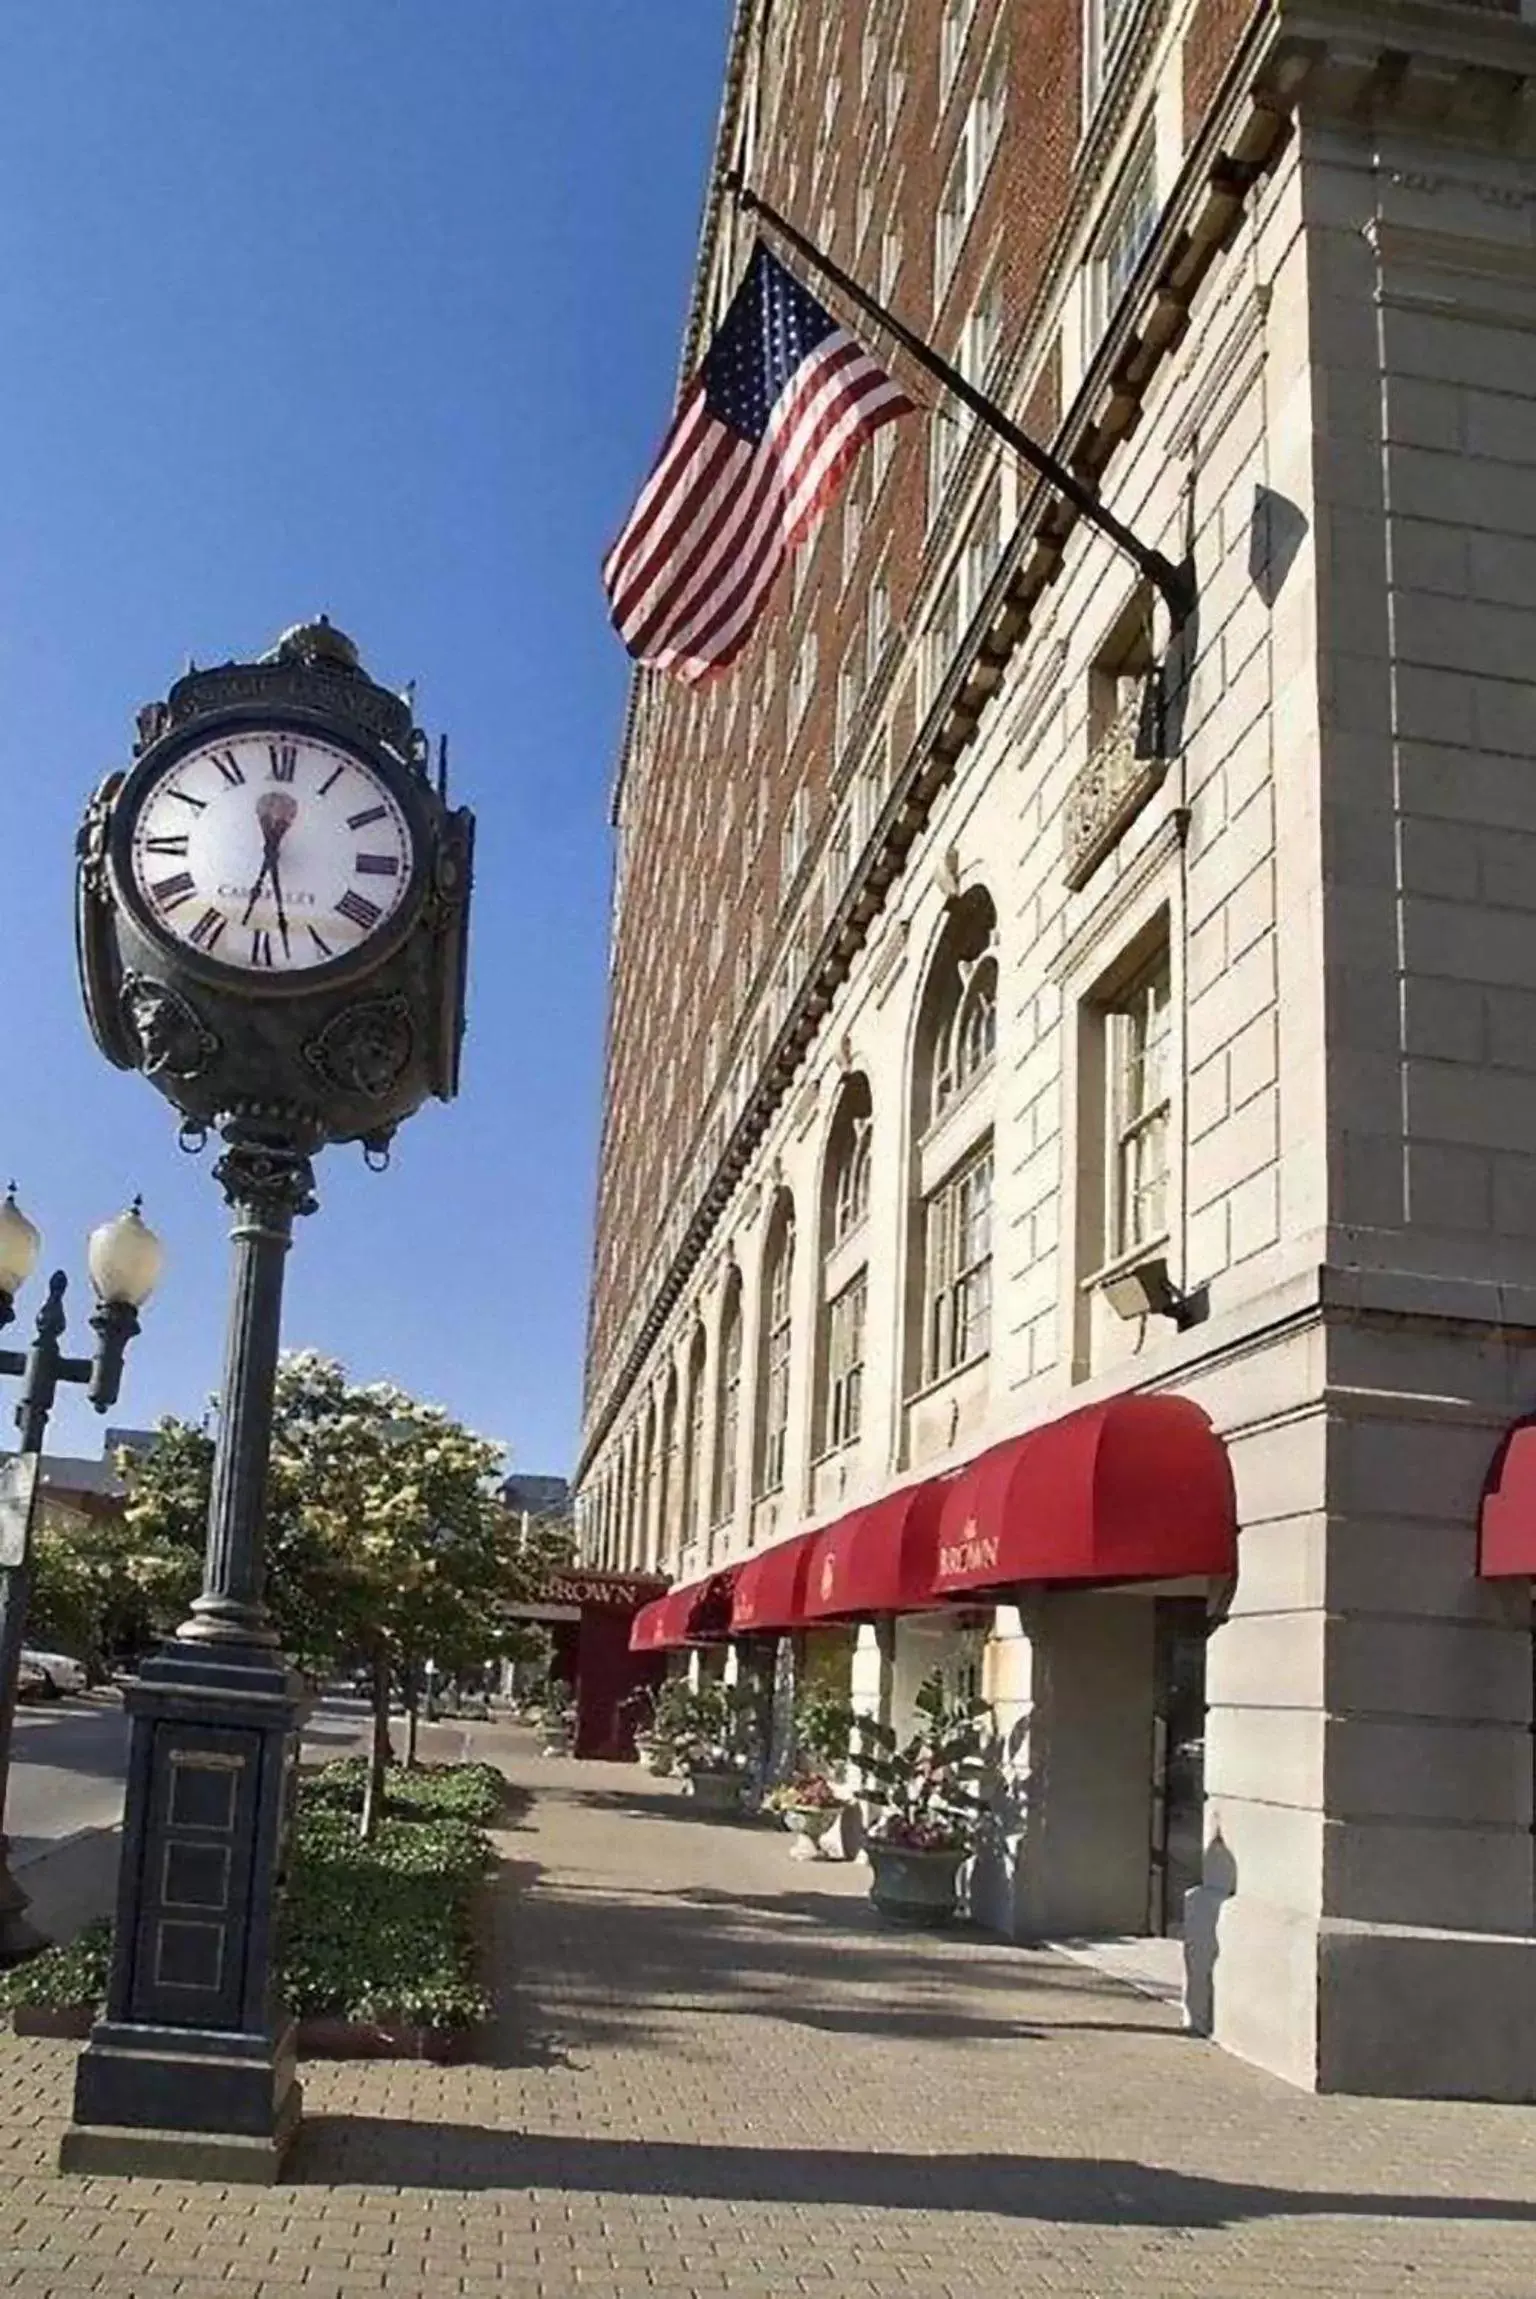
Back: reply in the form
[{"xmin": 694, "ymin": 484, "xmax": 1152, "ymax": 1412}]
[{"xmin": 60, "ymin": 1640, "xmax": 308, "ymax": 2182}]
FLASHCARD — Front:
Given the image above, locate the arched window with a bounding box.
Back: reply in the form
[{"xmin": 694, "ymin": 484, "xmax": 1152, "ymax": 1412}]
[
  {"xmin": 681, "ymin": 1323, "xmax": 707, "ymax": 1554},
  {"xmin": 816, "ymin": 1076, "xmax": 873, "ymax": 1460},
  {"xmin": 712, "ymin": 1268, "xmax": 743, "ymax": 1539},
  {"xmin": 755, "ymin": 1193, "xmax": 796, "ymax": 1499},
  {"xmin": 931, "ymin": 953, "xmax": 997, "ymax": 1123},
  {"xmin": 658, "ymin": 1367, "xmax": 679, "ymax": 1572},
  {"xmin": 909, "ymin": 890, "xmax": 998, "ymax": 1396}
]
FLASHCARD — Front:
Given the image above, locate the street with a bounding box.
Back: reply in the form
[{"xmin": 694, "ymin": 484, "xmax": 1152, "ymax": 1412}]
[{"xmin": 6, "ymin": 1691, "xmax": 374, "ymax": 1870}]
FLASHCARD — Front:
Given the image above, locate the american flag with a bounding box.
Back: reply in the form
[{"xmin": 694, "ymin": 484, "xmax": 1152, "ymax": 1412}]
[{"xmin": 603, "ymin": 241, "xmax": 913, "ymax": 684}]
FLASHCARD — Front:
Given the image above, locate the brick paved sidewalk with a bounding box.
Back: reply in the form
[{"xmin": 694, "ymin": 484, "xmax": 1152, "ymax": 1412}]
[{"xmin": 1, "ymin": 1723, "xmax": 1534, "ymax": 2298}]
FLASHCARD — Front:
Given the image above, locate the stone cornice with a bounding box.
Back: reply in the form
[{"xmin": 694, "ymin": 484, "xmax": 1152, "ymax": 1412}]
[{"xmin": 579, "ymin": 0, "xmax": 1536, "ymax": 1481}]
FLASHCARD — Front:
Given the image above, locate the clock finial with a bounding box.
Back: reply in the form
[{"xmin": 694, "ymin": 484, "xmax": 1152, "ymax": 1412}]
[{"xmin": 267, "ymin": 617, "xmax": 362, "ymax": 673}]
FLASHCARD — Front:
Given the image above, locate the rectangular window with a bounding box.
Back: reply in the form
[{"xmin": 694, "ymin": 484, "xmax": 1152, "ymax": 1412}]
[
  {"xmin": 961, "ymin": 279, "xmax": 1001, "ymax": 388},
  {"xmin": 829, "ymin": 805, "xmax": 853, "ymax": 893},
  {"xmin": 934, "ymin": 43, "xmax": 1007, "ymax": 300},
  {"xmin": 837, "ymin": 633, "xmax": 863, "ymax": 758},
  {"xmin": 789, "ymin": 624, "xmax": 818, "ymax": 733},
  {"xmin": 964, "ymin": 478, "xmax": 1003, "ymax": 620},
  {"xmin": 780, "ymin": 783, "xmax": 810, "ymax": 886},
  {"xmin": 925, "ymin": 1144, "xmax": 993, "ymax": 1382},
  {"xmin": 870, "ymin": 417, "xmax": 896, "ymax": 498},
  {"xmin": 1085, "ymin": 0, "xmax": 1139, "ymax": 111},
  {"xmin": 1109, "ymin": 953, "xmax": 1172, "ymax": 1258},
  {"xmin": 825, "ymin": 1268, "xmax": 868, "ymax": 1451},
  {"xmin": 939, "ymin": 0, "xmax": 975, "ymax": 102},
  {"xmin": 760, "ymin": 1242, "xmax": 794, "ymax": 1495},
  {"xmin": 866, "ymin": 568, "xmax": 891, "ymax": 682},
  {"xmin": 878, "ymin": 222, "xmax": 903, "ymax": 308},
  {"xmin": 924, "ymin": 572, "xmax": 962, "ymax": 708},
  {"xmin": 841, "ymin": 465, "xmax": 866, "ymax": 590},
  {"xmin": 1092, "ymin": 135, "xmax": 1158, "ymax": 334},
  {"xmin": 715, "ymin": 1322, "xmax": 741, "ymax": 1523},
  {"xmin": 928, "ymin": 411, "xmax": 963, "ymax": 529}
]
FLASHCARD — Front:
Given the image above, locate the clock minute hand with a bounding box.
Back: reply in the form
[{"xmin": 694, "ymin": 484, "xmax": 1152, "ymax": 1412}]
[
  {"xmin": 268, "ymin": 843, "xmax": 292, "ymax": 958},
  {"xmin": 241, "ymin": 835, "xmax": 275, "ymax": 927}
]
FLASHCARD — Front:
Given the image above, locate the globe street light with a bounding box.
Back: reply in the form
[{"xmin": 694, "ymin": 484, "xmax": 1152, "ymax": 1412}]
[{"xmin": 0, "ymin": 1191, "xmax": 162, "ymax": 1959}]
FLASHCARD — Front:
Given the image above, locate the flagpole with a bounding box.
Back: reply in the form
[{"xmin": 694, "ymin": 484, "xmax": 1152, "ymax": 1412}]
[{"xmin": 723, "ymin": 173, "xmax": 1195, "ymax": 624}]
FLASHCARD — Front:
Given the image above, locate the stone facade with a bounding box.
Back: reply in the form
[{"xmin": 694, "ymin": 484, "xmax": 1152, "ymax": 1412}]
[{"xmin": 577, "ymin": 0, "xmax": 1536, "ymax": 2100}]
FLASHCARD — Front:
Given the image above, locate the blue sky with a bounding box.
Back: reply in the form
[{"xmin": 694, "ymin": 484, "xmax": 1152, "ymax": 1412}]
[{"xmin": 0, "ymin": 3, "xmax": 731, "ymax": 1471}]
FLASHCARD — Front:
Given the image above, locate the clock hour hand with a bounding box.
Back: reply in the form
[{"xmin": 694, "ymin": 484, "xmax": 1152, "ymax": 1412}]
[
  {"xmin": 241, "ymin": 841, "xmax": 273, "ymax": 927},
  {"xmin": 268, "ymin": 846, "xmax": 292, "ymax": 959}
]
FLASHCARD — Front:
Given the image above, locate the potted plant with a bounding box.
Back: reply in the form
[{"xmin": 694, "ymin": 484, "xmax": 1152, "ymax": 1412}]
[
  {"xmin": 621, "ymin": 1683, "xmax": 675, "ymax": 1774},
  {"xmin": 538, "ymin": 1678, "xmax": 576, "ymax": 1757},
  {"xmin": 764, "ymin": 1771, "xmax": 843, "ymax": 1856},
  {"xmin": 670, "ymin": 1679, "xmax": 759, "ymax": 1813},
  {"xmin": 853, "ymin": 1674, "xmax": 995, "ymax": 1926}
]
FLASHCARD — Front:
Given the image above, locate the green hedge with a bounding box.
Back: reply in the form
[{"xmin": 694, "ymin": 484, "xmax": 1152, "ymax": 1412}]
[
  {"xmin": 1, "ymin": 1764, "xmax": 501, "ymax": 2032},
  {"xmin": 300, "ymin": 1757, "xmax": 507, "ymax": 1825}
]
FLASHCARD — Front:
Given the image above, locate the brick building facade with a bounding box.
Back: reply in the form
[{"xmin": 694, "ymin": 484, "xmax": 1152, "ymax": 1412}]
[{"xmin": 577, "ymin": 0, "xmax": 1536, "ymax": 2100}]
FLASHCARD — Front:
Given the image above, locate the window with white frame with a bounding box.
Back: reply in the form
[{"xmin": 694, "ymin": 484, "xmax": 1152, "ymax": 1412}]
[
  {"xmin": 1107, "ymin": 948, "xmax": 1171, "ymax": 1259},
  {"xmin": 857, "ymin": 726, "xmax": 890, "ymax": 844},
  {"xmin": 866, "ymin": 568, "xmax": 891, "ymax": 681},
  {"xmin": 789, "ymin": 624, "xmax": 818, "ymax": 733},
  {"xmin": 856, "ymin": 145, "xmax": 877, "ymax": 252},
  {"xmin": 1085, "ymin": 0, "xmax": 1139, "ymax": 111},
  {"xmin": 825, "ymin": 1270, "xmax": 868, "ymax": 1450},
  {"xmin": 960, "ymin": 278, "xmax": 1001, "ymax": 388},
  {"xmin": 940, "ymin": 0, "xmax": 976, "ymax": 103},
  {"xmin": 884, "ymin": 48, "xmax": 907, "ymax": 140},
  {"xmin": 928, "ymin": 410, "xmax": 964, "ymax": 529},
  {"xmin": 870, "ymin": 415, "xmax": 896, "ymax": 498},
  {"xmin": 833, "ymin": 1117, "xmax": 872, "ymax": 1242},
  {"xmin": 683, "ymin": 1326, "xmax": 707, "ymax": 1544},
  {"xmin": 757, "ymin": 1207, "xmax": 795, "ymax": 1496},
  {"xmin": 924, "ymin": 570, "xmax": 962, "ymax": 708},
  {"xmin": 963, "ymin": 477, "xmax": 1003, "ymax": 621},
  {"xmin": 935, "ymin": 42, "xmax": 1007, "ymax": 298},
  {"xmin": 713, "ymin": 1275, "xmax": 742, "ymax": 1528},
  {"xmin": 925, "ymin": 1144, "xmax": 993, "ymax": 1382},
  {"xmin": 781, "ymin": 783, "xmax": 810, "ymax": 885},
  {"xmin": 841, "ymin": 467, "xmax": 867, "ymax": 590},
  {"xmin": 932, "ymin": 952, "xmax": 998, "ymax": 1122},
  {"xmin": 878, "ymin": 221, "xmax": 902, "ymax": 307},
  {"xmin": 837, "ymin": 633, "xmax": 864, "ymax": 758},
  {"xmin": 829, "ymin": 804, "xmax": 853, "ymax": 894},
  {"xmin": 1092, "ymin": 133, "xmax": 1158, "ymax": 335},
  {"xmin": 861, "ymin": 17, "xmax": 879, "ymax": 98}
]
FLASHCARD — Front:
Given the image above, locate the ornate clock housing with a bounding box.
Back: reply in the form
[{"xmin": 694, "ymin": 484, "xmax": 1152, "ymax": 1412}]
[{"xmin": 77, "ymin": 620, "xmax": 474, "ymax": 1154}]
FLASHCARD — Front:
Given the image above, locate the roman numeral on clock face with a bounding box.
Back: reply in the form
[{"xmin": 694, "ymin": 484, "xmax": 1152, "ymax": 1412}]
[
  {"xmin": 250, "ymin": 928, "xmax": 274, "ymax": 967},
  {"xmin": 143, "ymin": 834, "xmax": 190, "ymax": 856},
  {"xmin": 347, "ymin": 804, "xmax": 387, "ymax": 832},
  {"xmin": 151, "ymin": 871, "xmax": 196, "ymax": 912},
  {"xmin": 268, "ymin": 740, "xmax": 298, "ymax": 783},
  {"xmin": 212, "ymin": 749, "xmax": 245, "ymax": 787},
  {"xmin": 355, "ymin": 852, "xmax": 400, "ymax": 876},
  {"xmin": 189, "ymin": 908, "xmax": 226, "ymax": 951},
  {"xmin": 337, "ymin": 889, "xmax": 382, "ymax": 931}
]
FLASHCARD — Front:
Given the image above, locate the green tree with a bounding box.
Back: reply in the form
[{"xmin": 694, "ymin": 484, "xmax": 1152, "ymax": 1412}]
[
  {"xmin": 26, "ymin": 1494, "xmax": 198, "ymax": 1670},
  {"xmin": 121, "ymin": 1352, "xmax": 529, "ymax": 1838}
]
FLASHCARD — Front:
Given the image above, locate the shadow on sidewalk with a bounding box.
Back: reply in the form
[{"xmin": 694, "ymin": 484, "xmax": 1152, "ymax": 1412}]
[{"xmin": 291, "ymin": 2121, "xmax": 1536, "ymax": 2226}]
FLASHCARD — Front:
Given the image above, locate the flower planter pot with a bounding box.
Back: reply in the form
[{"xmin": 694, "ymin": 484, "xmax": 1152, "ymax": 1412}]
[
  {"xmin": 634, "ymin": 1740, "xmax": 674, "ymax": 1776},
  {"xmin": 782, "ymin": 1804, "xmax": 842, "ymax": 1858},
  {"xmin": 866, "ymin": 1843, "xmax": 967, "ymax": 1927},
  {"xmin": 11, "ymin": 2003, "xmax": 95, "ymax": 2039},
  {"xmin": 685, "ymin": 1768, "xmax": 746, "ymax": 1814},
  {"xmin": 540, "ymin": 1724, "xmax": 575, "ymax": 1758}
]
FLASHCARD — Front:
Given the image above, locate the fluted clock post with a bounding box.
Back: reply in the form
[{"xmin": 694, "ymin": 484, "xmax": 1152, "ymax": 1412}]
[{"xmin": 64, "ymin": 620, "xmax": 473, "ymax": 2182}]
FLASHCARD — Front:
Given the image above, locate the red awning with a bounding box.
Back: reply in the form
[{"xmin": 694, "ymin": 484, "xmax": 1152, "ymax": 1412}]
[
  {"xmin": 627, "ymin": 1572, "xmax": 738, "ymax": 1652},
  {"xmin": 628, "ymin": 1590, "xmax": 693, "ymax": 1653},
  {"xmin": 931, "ymin": 1393, "xmax": 1236, "ymax": 1595},
  {"xmin": 729, "ymin": 1533, "xmax": 817, "ymax": 1634},
  {"xmin": 803, "ymin": 1480, "xmax": 949, "ymax": 1619},
  {"xmin": 1479, "ymin": 1420, "xmax": 1536, "ymax": 1575}
]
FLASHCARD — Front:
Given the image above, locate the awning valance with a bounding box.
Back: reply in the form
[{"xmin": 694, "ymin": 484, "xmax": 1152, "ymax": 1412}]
[
  {"xmin": 1479, "ymin": 1420, "xmax": 1536, "ymax": 1575},
  {"xmin": 627, "ymin": 1571, "xmax": 738, "ymax": 1652},
  {"xmin": 931, "ymin": 1392, "xmax": 1236, "ymax": 1596},
  {"xmin": 803, "ymin": 1479, "xmax": 949, "ymax": 1620},
  {"xmin": 730, "ymin": 1533, "xmax": 817, "ymax": 1634}
]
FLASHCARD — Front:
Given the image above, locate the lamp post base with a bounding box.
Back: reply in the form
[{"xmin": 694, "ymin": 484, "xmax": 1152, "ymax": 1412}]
[{"xmin": 61, "ymin": 1639, "xmax": 309, "ymax": 2181}]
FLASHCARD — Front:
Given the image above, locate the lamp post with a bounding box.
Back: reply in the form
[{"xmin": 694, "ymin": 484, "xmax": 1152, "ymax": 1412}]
[{"xmin": 0, "ymin": 1188, "xmax": 161, "ymax": 1959}]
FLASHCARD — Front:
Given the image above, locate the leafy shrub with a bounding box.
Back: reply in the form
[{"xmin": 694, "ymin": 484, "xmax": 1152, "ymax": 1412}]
[
  {"xmin": 854, "ymin": 1674, "xmax": 995, "ymax": 1855},
  {"xmin": 300, "ymin": 1757, "xmax": 506, "ymax": 1825},
  {"xmin": 3, "ymin": 1764, "xmax": 500, "ymax": 2033},
  {"xmin": 0, "ymin": 1919, "xmax": 111, "ymax": 2013}
]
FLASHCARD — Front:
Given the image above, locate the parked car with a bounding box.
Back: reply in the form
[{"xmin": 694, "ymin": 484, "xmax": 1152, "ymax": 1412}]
[
  {"xmin": 16, "ymin": 1659, "xmax": 56, "ymax": 1704},
  {"xmin": 20, "ymin": 1648, "xmax": 89, "ymax": 1696}
]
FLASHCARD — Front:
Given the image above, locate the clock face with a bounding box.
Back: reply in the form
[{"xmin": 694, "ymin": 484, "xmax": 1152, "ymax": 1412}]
[{"xmin": 126, "ymin": 729, "xmax": 415, "ymax": 975}]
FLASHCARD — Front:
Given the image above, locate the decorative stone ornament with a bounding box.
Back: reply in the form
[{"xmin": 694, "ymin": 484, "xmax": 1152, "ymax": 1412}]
[{"xmin": 76, "ymin": 617, "xmax": 474, "ymax": 1159}]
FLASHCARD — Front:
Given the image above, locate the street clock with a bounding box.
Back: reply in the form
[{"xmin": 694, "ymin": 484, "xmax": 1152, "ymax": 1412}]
[{"xmin": 76, "ymin": 618, "xmax": 473, "ymax": 1157}]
